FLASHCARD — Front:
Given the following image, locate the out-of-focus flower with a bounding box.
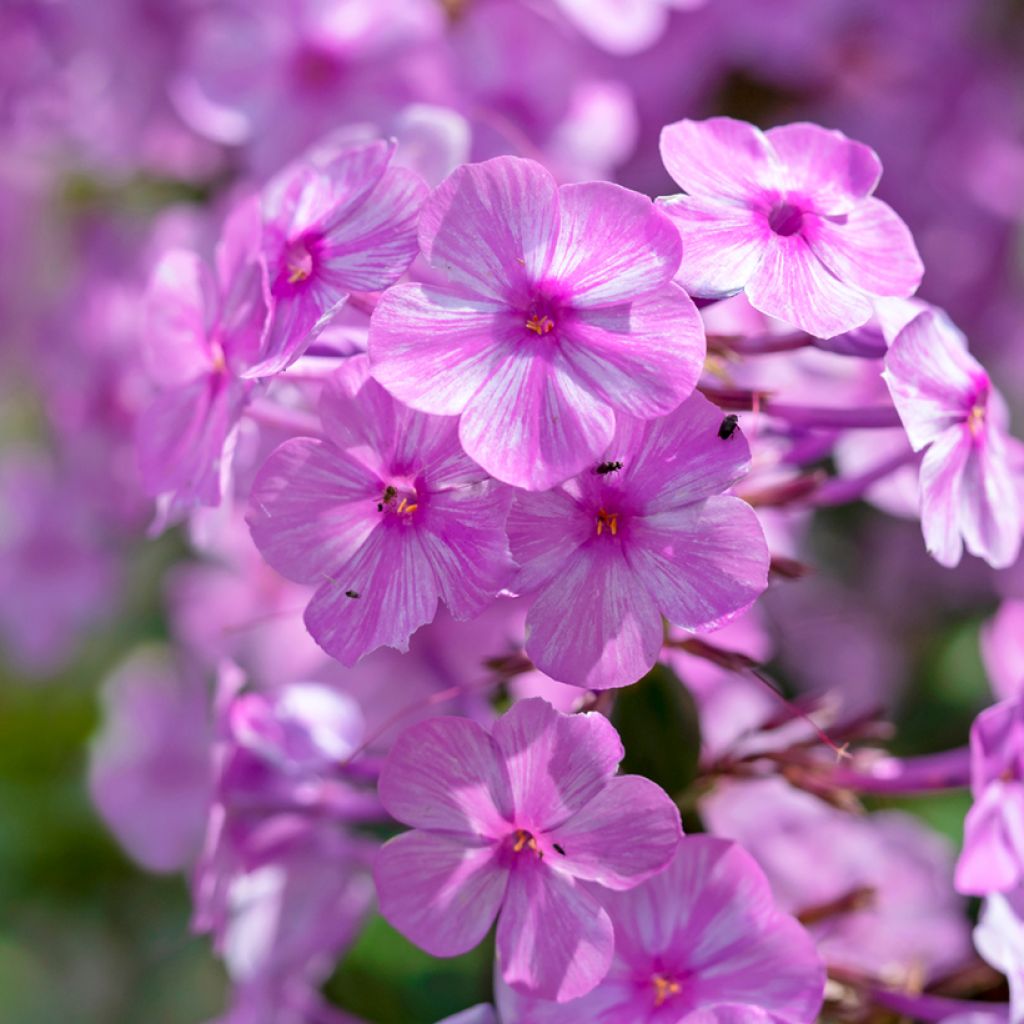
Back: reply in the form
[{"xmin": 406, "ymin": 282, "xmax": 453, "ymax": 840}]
[
  {"xmin": 88, "ymin": 649, "xmax": 211, "ymax": 873},
  {"xmin": 496, "ymin": 836, "xmax": 825, "ymax": 1023},
  {"xmin": 374, "ymin": 698, "xmax": 682, "ymax": 1001},
  {"xmin": 981, "ymin": 600, "xmax": 1024, "ymax": 701},
  {"xmin": 248, "ymin": 356, "xmax": 514, "ymax": 665},
  {"xmin": 369, "ymin": 155, "xmax": 705, "ymax": 490},
  {"xmin": 957, "ymin": 696, "xmax": 1024, "ymax": 896},
  {"xmin": 658, "ymin": 117, "xmax": 922, "ymax": 338},
  {"xmin": 554, "ymin": 0, "xmax": 707, "ymax": 56},
  {"xmin": 508, "ymin": 392, "xmax": 769, "ymax": 688},
  {"xmin": 974, "ymin": 888, "xmax": 1024, "ymax": 1024},
  {"xmin": 883, "ymin": 309, "xmax": 1023, "ymax": 569}
]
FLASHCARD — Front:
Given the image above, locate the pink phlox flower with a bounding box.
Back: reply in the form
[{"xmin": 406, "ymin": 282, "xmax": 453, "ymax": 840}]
[
  {"xmin": 957, "ymin": 696, "xmax": 1024, "ymax": 896},
  {"xmin": 369, "ymin": 155, "xmax": 706, "ymax": 490},
  {"xmin": 374, "ymin": 698, "xmax": 683, "ymax": 1002},
  {"xmin": 247, "ymin": 355, "xmax": 515, "ymax": 666},
  {"xmin": 507, "ymin": 391, "xmax": 770, "ymax": 689},
  {"xmin": 883, "ymin": 309, "xmax": 1023, "ymax": 569},
  {"xmin": 138, "ymin": 196, "xmax": 272, "ymax": 520},
  {"xmin": 257, "ymin": 138, "xmax": 427, "ymax": 377},
  {"xmin": 657, "ymin": 117, "xmax": 923, "ymax": 338},
  {"xmin": 974, "ymin": 888, "xmax": 1024, "ymax": 1024},
  {"xmin": 495, "ymin": 836, "xmax": 825, "ymax": 1024}
]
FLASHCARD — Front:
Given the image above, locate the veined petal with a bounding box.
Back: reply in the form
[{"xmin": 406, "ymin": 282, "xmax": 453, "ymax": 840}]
[
  {"xmin": 549, "ymin": 775, "xmax": 681, "ymax": 890},
  {"xmin": 304, "ymin": 523, "xmax": 442, "ymax": 664},
  {"xmin": 458, "ymin": 343, "xmax": 615, "ymax": 491},
  {"xmin": 247, "ymin": 437, "xmax": 381, "ymax": 585},
  {"xmin": 375, "ymin": 831, "xmax": 507, "ymax": 957},
  {"xmin": 960, "ymin": 437, "xmax": 1022, "ymax": 570},
  {"xmin": 659, "ymin": 117, "xmax": 779, "ymax": 202},
  {"xmin": 766, "ymin": 123, "xmax": 882, "ymax": 213},
  {"xmin": 318, "ymin": 165, "xmax": 428, "ymax": 292},
  {"xmin": 805, "ymin": 198, "xmax": 923, "ymax": 299},
  {"xmin": 547, "ymin": 182, "xmax": 681, "ymax": 306},
  {"xmin": 311, "ymin": 139, "xmax": 394, "ymax": 235},
  {"xmin": 558, "ymin": 286, "xmax": 705, "ymax": 419},
  {"xmin": 883, "ymin": 310, "xmax": 983, "ymax": 450},
  {"xmin": 497, "ymin": 857, "xmax": 614, "ymax": 1002},
  {"xmin": 746, "ymin": 233, "xmax": 873, "ymax": 338},
  {"xmin": 508, "ymin": 488, "xmax": 593, "ymax": 594},
  {"xmin": 523, "ymin": 540, "xmax": 663, "ymax": 689},
  {"xmin": 419, "ymin": 157, "xmax": 559, "ymax": 303},
  {"xmin": 378, "ymin": 716, "xmax": 514, "ymax": 836},
  {"xmin": 491, "ymin": 698, "xmax": 623, "ymax": 829},
  {"xmin": 658, "ymin": 194, "xmax": 768, "ymax": 298},
  {"xmin": 143, "ymin": 251, "xmax": 218, "ymax": 386},
  {"xmin": 919, "ymin": 427, "xmax": 970, "ymax": 568},
  {"xmin": 626, "ymin": 496, "xmax": 770, "ymax": 631},
  {"xmin": 369, "ymin": 283, "xmax": 514, "ymax": 416}
]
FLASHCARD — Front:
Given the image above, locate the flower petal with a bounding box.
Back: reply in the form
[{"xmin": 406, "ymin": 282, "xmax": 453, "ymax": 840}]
[
  {"xmin": 558, "ymin": 286, "xmax": 705, "ymax": 419},
  {"xmin": 491, "ymin": 697, "xmax": 623, "ymax": 829},
  {"xmin": 919, "ymin": 427, "xmax": 970, "ymax": 568},
  {"xmin": 458, "ymin": 342, "xmax": 616, "ymax": 490},
  {"xmin": 805, "ymin": 198, "xmax": 923, "ymax": 299},
  {"xmin": 959, "ymin": 436, "xmax": 1023, "ymax": 570},
  {"xmin": 508, "ymin": 488, "xmax": 593, "ymax": 594},
  {"xmin": 497, "ymin": 858, "xmax": 614, "ymax": 1002},
  {"xmin": 378, "ymin": 716, "xmax": 514, "ymax": 836},
  {"xmin": 549, "ymin": 775, "xmax": 682, "ymax": 890},
  {"xmin": 523, "ymin": 540, "xmax": 663, "ymax": 689},
  {"xmin": 766, "ymin": 122, "xmax": 881, "ymax": 213},
  {"xmin": 419, "ymin": 156, "xmax": 559, "ymax": 303},
  {"xmin": 247, "ymin": 437, "xmax": 381, "ymax": 585},
  {"xmin": 303, "ymin": 523, "xmax": 442, "ymax": 664},
  {"xmin": 658, "ymin": 195, "xmax": 769, "ymax": 298},
  {"xmin": 627, "ymin": 496, "xmax": 770, "ymax": 631},
  {"xmin": 369, "ymin": 284, "xmax": 513, "ymax": 416},
  {"xmin": 546, "ymin": 182, "xmax": 681, "ymax": 306},
  {"xmin": 659, "ymin": 117, "xmax": 778, "ymax": 202},
  {"xmin": 375, "ymin": 831, "xmax": 507, "ymax": 957},
  {"xmin": 746, "ymin": 233, "xmax": 873, "ymax": 338},
  {"xmin": 957, "ymin": 785, "xmax": 1024, "ymax": 894},
  {"xmin": 318, "ymin": 165, "xmax": 428, "ymax": 292}
]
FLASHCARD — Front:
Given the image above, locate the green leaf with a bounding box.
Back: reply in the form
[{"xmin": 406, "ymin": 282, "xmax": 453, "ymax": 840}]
[{"xmin": 611, "ymin": 664, "xmax": 702, "ymax": 798}]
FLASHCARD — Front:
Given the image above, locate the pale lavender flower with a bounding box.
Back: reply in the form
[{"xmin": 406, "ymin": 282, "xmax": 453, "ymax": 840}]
[
  {"xmin": 374, "ymin": 698, "xmax": 682, "ymax": 1002},
  {"xmin": 369, "ymin": 155, "xmax": 705, "ymax": 490},
  {"xmin": 657, "ymin": 117, "xmax": 923, "ymax": 338}
]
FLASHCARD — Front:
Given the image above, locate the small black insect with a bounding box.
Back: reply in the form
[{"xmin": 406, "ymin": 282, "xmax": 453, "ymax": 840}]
[
  {"xmin": 345, "ymin": 590, "xmax": 360, "ymax": 599},
  {"xmin": 553, "ymin": 843, "xmax": 566, "ymax": 856},
  {"xmin": 718, "ymin": 414, "xmax": 739, "ymax": 440},
  {"xmin": 377, "ymin": 484, "xmax": 398, "ymax": 511},
  {"xmin": 595, "ymin": 460, "xmax": 623, "ymax": 475}
]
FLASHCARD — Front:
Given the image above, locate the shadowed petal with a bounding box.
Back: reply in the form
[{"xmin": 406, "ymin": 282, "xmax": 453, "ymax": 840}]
[
  {"xmin": 376, "ymin": 831, "xmax": 507, "ymax": 957},
  {"xmin": 497, "ymin": 858, "xmax": 614, "ymax": 1002}
]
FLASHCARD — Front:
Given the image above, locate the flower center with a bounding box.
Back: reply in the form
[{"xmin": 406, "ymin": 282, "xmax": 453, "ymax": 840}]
[
  {"xmin": 968, "ymin": 401, "xmax": 986, "ymax": 438},
  {"xmin": 275, "ymin": 235, "xmax": 319, "ymax": 295},
  {"xmin": 377, "ymin": 482, "xmax": 419, "ymax": 518},
  {"xmin": 767, "ymin": 201, "xmax": 805, "ymax": 237},
  {"xmin": 525, "ymin": 313, "xmax": 555, "ymax": 335},
  {"xmin": 596, "ymin": 508, "xmax": 619, "ymax": 537},
  {"xmin": 511, "ymin": 829, "xmax": 542, "ymax": 857},
  {"xmin": 291, "ymin": 44, "xmax": 345, "ymax": 93},
  {"xmin": 651, "ymin": 973, "xmax": 682, "ymax": 1008}
]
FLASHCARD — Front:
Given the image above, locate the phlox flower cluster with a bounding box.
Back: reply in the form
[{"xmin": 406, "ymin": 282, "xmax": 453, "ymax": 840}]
[{"xmin": 4, "ymin": 3, "xmax": 1024, "ymax": 1024}]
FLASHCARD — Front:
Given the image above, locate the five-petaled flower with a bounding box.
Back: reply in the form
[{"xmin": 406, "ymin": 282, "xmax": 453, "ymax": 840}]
[{"xmin": 374, "ymin": 698, "xmax": 683, "ymax": 1001}]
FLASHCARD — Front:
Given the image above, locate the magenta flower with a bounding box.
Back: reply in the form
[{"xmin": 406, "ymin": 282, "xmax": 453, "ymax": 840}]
[
  {"xmin": 657, "ymin": 117, "xmax": 923, "ymax": 338},
  {"xmin": 507, "ymin": 392, "xmax": 770, "ymax": 689},
  {"xmin": 982, "ymin": 601, "xmax": 1024, "ymax": 702},
  {"xmin": 257, "ymin": 139, "xmax": 427, "ymax": 377},
  {"xmin": 247, "ymin": 356, "xmax": 514, "ymax": 666},
  {"xmin": 883, "ymin": 309, "xmax": 1023, "ymax": 569},
  {"xmin": 974, "ymin": 889, "xmax": 1024, "ymax": 1024},
  {"xmin": 554, "ymin": 0, "xmax": 706, "ymax": 55},
  {"xmin": 957, "ymin": 696, "xmax": 1024, "ymax": 896},
  {"xmin": 374, "ymin": 698, "xmax": 683, "ymax": 1002},
  {"xmin": 369, "ymin": 156, "xmax": 706, "ymax": 490},
  {"xmin": 496, "ymin": 836, "xmax": 825, "ymax": 1024},
  {"xmin": 138, "ymin": 197, "xmax": 270, "ymax": 515}
]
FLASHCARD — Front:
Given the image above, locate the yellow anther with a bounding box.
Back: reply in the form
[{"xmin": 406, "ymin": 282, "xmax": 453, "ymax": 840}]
[
  {"xmin": 287, "ymin": 264, "xmax": 311, "ymax": 284},
  {"xmin": 525, "ymin": 314, "xmax": 555, "ymax": 336},
  {"xmin": 652, "ymin": 975, "xmax": 681, "ymax": 1007},
  {"xmin": 968, "ymin": 402, "xmax": 986, "ymax": 438},
  {"xmin": 596, "ymin": 508, "xmax": 619, "ymax": 537},
  {"xmin": 512, "ymin": 829, "xmax": 542, "ymax": 857}
]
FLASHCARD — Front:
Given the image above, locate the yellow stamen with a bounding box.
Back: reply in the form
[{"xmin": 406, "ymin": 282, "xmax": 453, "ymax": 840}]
[
  {"xmin": 525, "ymin": 314, "xmax": 555, "ymax": 336},
  {"xmin": 968, "ymin": 402, "xmax": 986, "ymax": 438},
  {"xmin": 511, "ymin": 829, "xmax": 542, "ymax": 857},
  {"xmin": 403, "ymin": 503, "xmax": 418, "ymax": 514},
  {"xmin": 652, "ymin": 974, "xmax": 681, "ymax": 1007},
  {"xmin": 287, "ymin": 264, "xmax": 311, "ymax": 284},
  {"xmin": 596, "ymin": 508, "xmax": 619, "ymax": 537}
]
